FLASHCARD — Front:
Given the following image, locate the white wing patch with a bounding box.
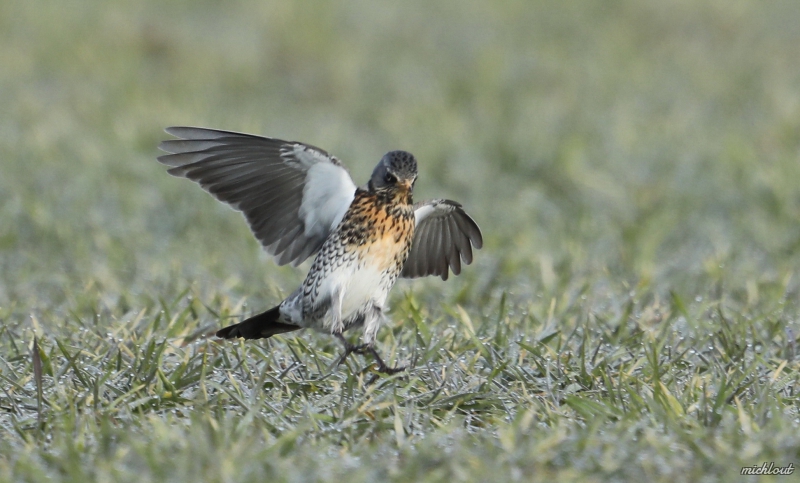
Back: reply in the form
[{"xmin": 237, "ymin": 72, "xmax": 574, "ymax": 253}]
[
  {"xmin": 300, "ymin": 161, "xmax": 356, "ymax": 239},
  {"xmin": 288, "ymin": 143, "xmax": 335, "ymax": 168},
  {"xmin": 413, "ymin": 204, "xmax": 437, "ymax": 225}
]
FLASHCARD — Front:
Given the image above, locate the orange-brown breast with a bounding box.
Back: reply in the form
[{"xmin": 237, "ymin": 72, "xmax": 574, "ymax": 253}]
[
  {"xmin": 341, "ymin": 189, "xmax": 415, "ymax": 272},
  {"xmin": 359, "ymin": 210, "xmax": 414, "ymax": 272}
]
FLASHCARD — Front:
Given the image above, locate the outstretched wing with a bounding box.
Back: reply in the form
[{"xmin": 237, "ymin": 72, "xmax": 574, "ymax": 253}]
[
  {"xmin": 401, "ymin": 199, "xmax": 483, "ymax": 281},
  {"xmin": 158, "ymin": 127, "xmax": 357, "ymax": 266}
]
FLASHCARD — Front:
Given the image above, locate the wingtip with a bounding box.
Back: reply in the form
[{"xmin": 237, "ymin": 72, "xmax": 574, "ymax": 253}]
[
  {"xmin": 156, "ymin": 153, "xmax": 188, "ymax": 172},
  {"xmin": 465, "ymin": 215, "xmax": 484, "ymax": 250},
  {"xmin": 460, "ymin": 242, "xmax": 474, "ymax": 265},
  {"xmin": 157, "ymin": 141, "xmax": 174, "ymax": 154},
  {"xmin": 472, "ymin": 230, "xmax": 484, "ymax": 250},
  {"xmin": 163, "ymin": 126, "xmax": 211, "ymax": 139}
]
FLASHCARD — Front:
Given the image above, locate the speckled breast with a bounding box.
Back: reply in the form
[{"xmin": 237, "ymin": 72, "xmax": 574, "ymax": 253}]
[{"xmin": 342, "ymin": 189, "xmax": 415, "ymax": 274}]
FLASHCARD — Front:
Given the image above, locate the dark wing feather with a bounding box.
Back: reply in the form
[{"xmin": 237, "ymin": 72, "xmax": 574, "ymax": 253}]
[
  {"xmin": 158, "ymin": 126, "xmax": 356, "ymax": 266},
  {"xmin": 401, "ymin": 199, "xmax": 483, "ymax": 280}
]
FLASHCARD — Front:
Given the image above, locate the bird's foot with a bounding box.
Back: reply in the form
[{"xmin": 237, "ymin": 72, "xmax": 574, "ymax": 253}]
[
  {"xmin": 335, "ymin": 333, "xmax": 370, "ymax": 366},
  {"xmin": 366, "ymin": 347, "xmax": 406, "ymax": 375},
  {"xmin": 334, "ymin": 334, "xmax": 406, "ymax": 374},
  {"xmin": 374, "ymin": 363, "xmax": 407, "ymax": 375}
]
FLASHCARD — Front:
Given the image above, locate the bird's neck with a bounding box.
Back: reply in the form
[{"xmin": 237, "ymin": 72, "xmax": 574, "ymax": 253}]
[{"xmin": 363, "ymin": 186, "xmax": 412, "ymax": 207}]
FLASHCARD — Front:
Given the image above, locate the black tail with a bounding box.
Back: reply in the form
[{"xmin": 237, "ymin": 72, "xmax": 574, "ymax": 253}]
[{"xmin": 216, "ymin": 306, "xmax": 300, "ymax": 340}]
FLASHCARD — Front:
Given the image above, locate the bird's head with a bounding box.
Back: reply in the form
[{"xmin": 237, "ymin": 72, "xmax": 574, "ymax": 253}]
[{"xmin": 369, "ymin": 150, "xmax": 418, "ymax": 194}]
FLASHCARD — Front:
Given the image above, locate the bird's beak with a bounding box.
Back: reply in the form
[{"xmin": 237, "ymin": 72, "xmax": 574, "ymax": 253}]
[{"xmin": 399, "ymin": 179, "xmax": 412, "ymax": 191}]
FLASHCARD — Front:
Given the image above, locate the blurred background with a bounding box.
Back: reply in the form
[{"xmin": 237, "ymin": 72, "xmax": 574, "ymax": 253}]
[
  {"xmin": 3, "ymin": 2, "xmax": 800, "ymax": 479},
  {"xmin": 2, "ymin": 0, "xmax": 800, "ymax": 318}
]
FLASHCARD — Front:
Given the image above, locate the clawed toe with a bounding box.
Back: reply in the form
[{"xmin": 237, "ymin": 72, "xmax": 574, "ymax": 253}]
[
  {"xmin": 335, "ymin": 333, "xmax": 406, "ymax": 375},
  {"xmin": 375, "ymin": 363, "xmax": 406, "ymax": 375},
  {"xmin": 367, "ymin": 347, "xmax": 405, "ymax": 375},
  {"xmin": 335, "ymin": 334, "xmax": 370, "ymax": 365},
  {"xmin": 337, "ymin": 344, "xmax": 369, "ymax": 365}
]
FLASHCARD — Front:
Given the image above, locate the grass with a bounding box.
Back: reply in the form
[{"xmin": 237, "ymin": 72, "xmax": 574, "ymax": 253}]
[{"xmin": 2, "ymin": 0, "xmax": 800, "ymax": 481}]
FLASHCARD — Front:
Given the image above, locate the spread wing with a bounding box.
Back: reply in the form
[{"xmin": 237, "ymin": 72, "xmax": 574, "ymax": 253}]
[
  {"xmin": 401, "ymin": 199, "xmax": 483, "ymax": 281},
  {"xmin": 157, "ymin": 127, "xmax": 357, "ymax": 266}
]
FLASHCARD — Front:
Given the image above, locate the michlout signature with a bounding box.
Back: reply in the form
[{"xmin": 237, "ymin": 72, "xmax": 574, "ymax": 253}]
[{"xmin": 740, "ymin": 462, "xmax": 795, "ymax": 476}]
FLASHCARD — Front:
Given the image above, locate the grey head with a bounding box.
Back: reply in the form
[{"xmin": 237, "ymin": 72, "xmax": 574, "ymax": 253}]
[{"xmin": 368, "ymin": 150, "xmax": 418, "ymax": 192}]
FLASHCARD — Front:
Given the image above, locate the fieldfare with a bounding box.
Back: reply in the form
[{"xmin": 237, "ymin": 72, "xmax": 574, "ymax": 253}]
[{"xmin": 157, "ymin": 127, "xmax": 482, "ymax": 373}]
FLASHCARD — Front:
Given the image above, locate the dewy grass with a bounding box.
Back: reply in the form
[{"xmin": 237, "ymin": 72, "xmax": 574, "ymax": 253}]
[{"xmin": 2, "ymin": 0, "xmax": 800, "ymax": 481}]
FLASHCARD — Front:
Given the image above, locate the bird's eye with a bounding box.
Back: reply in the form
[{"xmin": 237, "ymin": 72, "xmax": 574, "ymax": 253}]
[{"xmin": 384, "ymin": 172, "xmax": 397, "ymax": 184}]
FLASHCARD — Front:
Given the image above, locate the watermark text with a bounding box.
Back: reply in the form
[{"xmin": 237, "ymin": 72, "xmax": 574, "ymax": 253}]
[{"xmin": 740, "ymin": 462, "xmax": 794, "ymax": 476}]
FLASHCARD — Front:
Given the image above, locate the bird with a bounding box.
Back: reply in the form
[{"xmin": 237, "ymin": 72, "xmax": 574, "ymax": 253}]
[{"xmin": 157, "ymin": 127, "xmax": 482, "ymax": 373}]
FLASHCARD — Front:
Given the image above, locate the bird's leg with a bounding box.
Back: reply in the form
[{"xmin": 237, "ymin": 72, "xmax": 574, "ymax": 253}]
[
  {"xmin": 334, "ymin": 302, "xmax": 406, "ymax": 374},
  {"xmin": 329, "ymin": 286, "xmax": 367, "ymax": 365},
  {"xmin": 335, "ymin": 332, "xmax": 370, "ymax": 365},
  {"xmin": 335, "ymin": 334, "xmax": 405, "ymax": 373},
  {"xmin": 362, "ymin": 304, "xmax": 406, "ymax": 374}
]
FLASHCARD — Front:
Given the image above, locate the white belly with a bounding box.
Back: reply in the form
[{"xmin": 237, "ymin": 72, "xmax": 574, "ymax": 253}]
[
  {"xmin": 303, "ymin": 260, "xmax": 388, "ymax": 332},
  {"xmin": 341, "ymin": 265, "xmax": 387, "ymax": 318}
]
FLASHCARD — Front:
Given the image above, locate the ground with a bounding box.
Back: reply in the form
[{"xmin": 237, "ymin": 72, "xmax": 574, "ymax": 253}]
[{"xmin": 1, "ymin": 1, "xmax": 800, "ymax": 481}]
